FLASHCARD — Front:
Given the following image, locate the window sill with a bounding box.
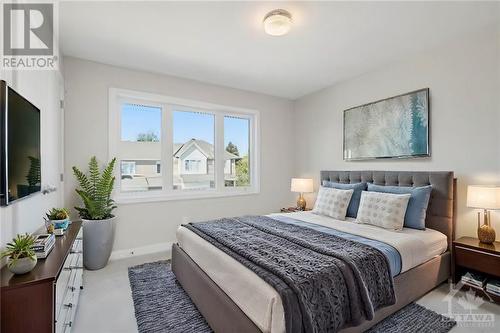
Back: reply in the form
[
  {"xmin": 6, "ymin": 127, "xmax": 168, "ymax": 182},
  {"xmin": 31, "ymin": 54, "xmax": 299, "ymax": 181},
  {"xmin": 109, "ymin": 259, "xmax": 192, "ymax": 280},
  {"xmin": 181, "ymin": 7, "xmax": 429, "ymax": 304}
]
[{"xmin": 114, "ymin": 189, "xmax": 260, "ymax": 205}]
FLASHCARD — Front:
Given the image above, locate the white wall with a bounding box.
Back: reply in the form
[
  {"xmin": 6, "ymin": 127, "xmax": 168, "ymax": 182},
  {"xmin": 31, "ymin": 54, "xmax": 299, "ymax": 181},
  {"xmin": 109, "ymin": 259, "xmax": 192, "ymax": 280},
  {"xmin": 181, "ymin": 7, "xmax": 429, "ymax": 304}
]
[
  {"xmin": 293, "ymin": 25, "xmax": 500, "ymax": 240},
  {"xmin": 63, "ymin": 57, "xmax": 295, "ymax": 253},
  {"xmin": 0, "ymin": 69, "xmax": 64, "ymax": 252}
]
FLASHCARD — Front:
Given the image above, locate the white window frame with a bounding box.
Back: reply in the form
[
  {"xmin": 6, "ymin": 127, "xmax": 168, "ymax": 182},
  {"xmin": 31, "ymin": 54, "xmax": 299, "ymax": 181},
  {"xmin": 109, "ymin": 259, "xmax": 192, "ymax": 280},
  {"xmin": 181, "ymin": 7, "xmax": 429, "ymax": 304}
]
[{"xmin": 109, "ymin": 88, "xmax": 260, "ymax": 204}]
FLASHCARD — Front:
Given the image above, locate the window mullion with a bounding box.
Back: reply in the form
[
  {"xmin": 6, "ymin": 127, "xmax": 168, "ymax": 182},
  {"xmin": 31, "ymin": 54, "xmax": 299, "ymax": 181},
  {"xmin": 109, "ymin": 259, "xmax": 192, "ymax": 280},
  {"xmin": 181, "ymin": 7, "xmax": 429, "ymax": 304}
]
[
  {"xmin": 110, "ymin": 95, "xmax": 122, "ymax": 193},
  {"xmin": 163, "ymin": 104, "xmax": 173, "ymax": 193},
  {"xmin": 215, "ymin": 113, "xmax": 225, "ymax": 191},
  {"xmin": 251, "ymin": 114, "xmax": 260, "ymax": 192}
]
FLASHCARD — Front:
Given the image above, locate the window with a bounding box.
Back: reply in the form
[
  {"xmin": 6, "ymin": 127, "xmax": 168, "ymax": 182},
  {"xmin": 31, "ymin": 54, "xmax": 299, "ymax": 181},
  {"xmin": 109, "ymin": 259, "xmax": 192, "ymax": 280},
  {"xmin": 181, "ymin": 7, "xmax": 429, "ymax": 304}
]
[
  {"xmin": 173, "ymin": 110, "xmax": 214, "ymax": 189},
  {"xmin": 184, "ymin": 160, "xmax": 202, "ymax": 173},
  {"xmin": 117, "ymin": 103, "xmax": 163, "ymax": 192},
  {"xmin": 224, "ymin": 116, "xmax": 250, "ymax": 187},
  {"xmin": 121, "ymin": 161, "xmax": 136, "ymax": 175},
  {"xmin": 121, "ymin": 103, "xmax": 161, "ymax": 142},
  {"xmin": 109, "ymin": 88, "xmax": 259, "ymax": 203}
]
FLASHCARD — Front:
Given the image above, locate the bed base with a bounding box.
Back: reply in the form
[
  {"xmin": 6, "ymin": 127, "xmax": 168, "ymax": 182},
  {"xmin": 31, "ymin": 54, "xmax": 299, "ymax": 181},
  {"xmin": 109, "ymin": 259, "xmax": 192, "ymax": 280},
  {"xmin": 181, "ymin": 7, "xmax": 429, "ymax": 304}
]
[{"xmin": 172, "ymin": 243, "xmax": 451, "ymax": 333}]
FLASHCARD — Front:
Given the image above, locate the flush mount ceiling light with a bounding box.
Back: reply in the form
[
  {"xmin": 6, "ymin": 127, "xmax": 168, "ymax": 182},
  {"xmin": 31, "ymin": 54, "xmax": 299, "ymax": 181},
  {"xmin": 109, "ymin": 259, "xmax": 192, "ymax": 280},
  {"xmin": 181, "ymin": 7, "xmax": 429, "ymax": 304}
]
[{"xmin": 263, "ymin": 9, "xmax": 292, "ymax": 36}]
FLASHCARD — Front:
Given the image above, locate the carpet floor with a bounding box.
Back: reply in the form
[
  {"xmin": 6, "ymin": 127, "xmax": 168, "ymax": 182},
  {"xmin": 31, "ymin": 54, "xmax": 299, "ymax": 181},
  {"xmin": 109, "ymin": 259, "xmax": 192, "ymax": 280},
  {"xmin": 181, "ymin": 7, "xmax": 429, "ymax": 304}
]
[{"xmin": 128, "ymin": 260, "xmax": 456, "ymax": 333}]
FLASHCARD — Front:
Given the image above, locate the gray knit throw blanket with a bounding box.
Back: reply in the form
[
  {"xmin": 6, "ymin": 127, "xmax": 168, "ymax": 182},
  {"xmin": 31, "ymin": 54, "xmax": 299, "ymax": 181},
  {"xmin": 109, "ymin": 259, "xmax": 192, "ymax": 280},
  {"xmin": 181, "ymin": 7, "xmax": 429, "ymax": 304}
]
[{"xmin": 184, "ymin": 215, "xmax": 396, "ymax": 333}]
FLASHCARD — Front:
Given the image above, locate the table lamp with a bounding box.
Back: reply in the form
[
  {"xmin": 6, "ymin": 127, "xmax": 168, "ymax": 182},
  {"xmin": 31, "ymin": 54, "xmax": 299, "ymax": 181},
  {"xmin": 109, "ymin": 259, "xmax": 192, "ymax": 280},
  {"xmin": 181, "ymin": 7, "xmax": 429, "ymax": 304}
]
[
  {"xmin": 291, "ymin": 178, "xmax": 313, "ymax": 210},
  {"xmin": 467, "ymin": 185, "xmax": 500, "ymax": 244}
]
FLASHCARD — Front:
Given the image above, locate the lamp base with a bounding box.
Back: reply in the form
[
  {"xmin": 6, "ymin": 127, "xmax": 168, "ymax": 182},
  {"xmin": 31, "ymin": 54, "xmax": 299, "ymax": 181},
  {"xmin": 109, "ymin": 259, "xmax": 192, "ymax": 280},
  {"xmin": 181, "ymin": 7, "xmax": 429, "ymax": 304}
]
[
  {"xmin": 478, "ymin": 225, "xmax": 496, "ymax": 244},
  {"xmin": 296, "ymin": 194, "xmax": 306, "ymax": 211}
]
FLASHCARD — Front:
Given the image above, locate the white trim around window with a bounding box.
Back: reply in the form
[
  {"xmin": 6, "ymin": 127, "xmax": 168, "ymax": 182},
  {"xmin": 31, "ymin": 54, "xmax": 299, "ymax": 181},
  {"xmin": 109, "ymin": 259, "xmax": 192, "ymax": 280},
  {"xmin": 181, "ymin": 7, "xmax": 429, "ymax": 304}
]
[{"xmin": 109, "ymin": 87, "xmax": 260, "ymax": 204}]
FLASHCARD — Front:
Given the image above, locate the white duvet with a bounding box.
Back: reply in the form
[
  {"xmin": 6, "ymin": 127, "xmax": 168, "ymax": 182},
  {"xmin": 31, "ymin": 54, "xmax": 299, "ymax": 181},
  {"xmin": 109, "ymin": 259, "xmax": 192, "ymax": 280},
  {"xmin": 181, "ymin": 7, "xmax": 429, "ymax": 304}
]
[{"xmin": 176, "ymin": 211, "xmax": 448, "ymax": 333}]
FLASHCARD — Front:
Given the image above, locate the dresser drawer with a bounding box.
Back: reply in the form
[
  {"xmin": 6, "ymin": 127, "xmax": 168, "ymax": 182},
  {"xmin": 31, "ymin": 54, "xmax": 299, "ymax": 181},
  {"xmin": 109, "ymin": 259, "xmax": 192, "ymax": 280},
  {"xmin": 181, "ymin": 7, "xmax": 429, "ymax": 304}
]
[
  {"xmin": 55, "ymin": 268, "xmax": 71, "ymax": 319},
  {"xmin": 58, "ymin": 274, "xmax": 81, "ymax": 333},
  {"xmin": 56, "ymin": 283, "xmax": 74, "ymax": 333},
  {"xmin": 76, "ymin": 227, "xmax": 83, "ymax": 240},
  {"xmin": 56, "ymin": 253, "xmax": 82, "ymax": 319},
  {"xmin": 71, "ymin": 239, "xmax": 83, "ymax": 253},
  {"xmin": 454, "ymin": 245, "xmax": 500, "ymax": 277}
]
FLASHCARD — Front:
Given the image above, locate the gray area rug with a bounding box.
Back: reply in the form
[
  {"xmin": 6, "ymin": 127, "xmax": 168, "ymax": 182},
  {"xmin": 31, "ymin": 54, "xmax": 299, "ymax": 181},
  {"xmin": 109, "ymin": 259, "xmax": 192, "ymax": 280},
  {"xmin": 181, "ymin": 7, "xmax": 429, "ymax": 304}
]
[
  {"xmin": 128, "ymin": 260, "xmax": 212, "ymax": 333},
  {"xmin": 366, "ymin": 302, "xmax": 456, "ymax": 333},
  {"xmin": 128, "ymin": 260, "xmax": 456, "ymax": 333}
]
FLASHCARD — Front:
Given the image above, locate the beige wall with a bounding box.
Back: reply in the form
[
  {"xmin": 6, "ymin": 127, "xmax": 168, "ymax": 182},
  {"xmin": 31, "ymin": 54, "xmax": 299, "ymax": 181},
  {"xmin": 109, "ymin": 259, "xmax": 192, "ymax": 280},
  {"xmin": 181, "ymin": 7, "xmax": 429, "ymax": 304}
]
[
  {"xmin": 63, "ymin": 57, "xmax": 295, "ymax": 252},
  {"xmin": 293, "ymin": 25, "xmax": 500, "ymax": 240}
]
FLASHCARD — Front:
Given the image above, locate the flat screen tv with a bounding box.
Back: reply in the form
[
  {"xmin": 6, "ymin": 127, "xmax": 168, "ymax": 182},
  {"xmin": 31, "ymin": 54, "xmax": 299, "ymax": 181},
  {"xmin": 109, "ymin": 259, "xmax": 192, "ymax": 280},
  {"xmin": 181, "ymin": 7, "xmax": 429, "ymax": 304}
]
[{"xmin": 0, "ymin": 80, "xmax": 41, "ymax": 206}]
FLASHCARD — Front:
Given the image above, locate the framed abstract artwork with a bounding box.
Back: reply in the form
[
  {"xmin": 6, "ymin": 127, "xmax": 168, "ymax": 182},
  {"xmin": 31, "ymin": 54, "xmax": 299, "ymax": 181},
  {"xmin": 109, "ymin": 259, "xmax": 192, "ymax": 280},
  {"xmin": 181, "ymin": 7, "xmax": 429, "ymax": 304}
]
[{"xmin": 343, "ymin": 88, "xmax": 430, "ymax": 161}]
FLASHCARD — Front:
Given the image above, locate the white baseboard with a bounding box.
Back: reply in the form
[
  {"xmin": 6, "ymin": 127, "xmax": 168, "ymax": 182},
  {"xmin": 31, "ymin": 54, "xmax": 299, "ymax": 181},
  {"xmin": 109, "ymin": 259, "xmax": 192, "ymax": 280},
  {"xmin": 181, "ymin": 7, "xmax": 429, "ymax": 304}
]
[{"xmin": 109, "ymin": 241, "xmax": 173, "ymax": 261}]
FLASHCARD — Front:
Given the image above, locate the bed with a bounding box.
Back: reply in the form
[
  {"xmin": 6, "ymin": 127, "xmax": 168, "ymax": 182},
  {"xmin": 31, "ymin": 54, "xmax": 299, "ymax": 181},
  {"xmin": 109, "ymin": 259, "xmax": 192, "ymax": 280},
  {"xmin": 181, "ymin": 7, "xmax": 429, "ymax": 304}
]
[{"xmin": 172, "ymin": 171, "xmax": 456, "ymax": 333}]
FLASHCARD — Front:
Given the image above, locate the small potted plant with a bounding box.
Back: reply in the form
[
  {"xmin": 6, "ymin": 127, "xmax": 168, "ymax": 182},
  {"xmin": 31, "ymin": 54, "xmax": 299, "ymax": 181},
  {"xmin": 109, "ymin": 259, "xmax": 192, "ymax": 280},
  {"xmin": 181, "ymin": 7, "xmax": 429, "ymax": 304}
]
[
  {"xmin": 45, "ymin": 208, "xmax": 70, "ymax": 231},
  {"xmin": 1, "ymin": 234, "xmax": 37, "ymax": 275},
  {"xmin": 73, "ymin": 156, "xmax": 117, "ymax": 270}
]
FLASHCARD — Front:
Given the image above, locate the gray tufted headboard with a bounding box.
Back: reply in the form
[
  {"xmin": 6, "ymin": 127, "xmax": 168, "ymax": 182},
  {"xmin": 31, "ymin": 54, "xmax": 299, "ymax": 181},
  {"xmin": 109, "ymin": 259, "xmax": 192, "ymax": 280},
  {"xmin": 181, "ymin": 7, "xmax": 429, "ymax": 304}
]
[{"xmin": 320, "ymin": 171, "xmax": 456, "ymax": 250}]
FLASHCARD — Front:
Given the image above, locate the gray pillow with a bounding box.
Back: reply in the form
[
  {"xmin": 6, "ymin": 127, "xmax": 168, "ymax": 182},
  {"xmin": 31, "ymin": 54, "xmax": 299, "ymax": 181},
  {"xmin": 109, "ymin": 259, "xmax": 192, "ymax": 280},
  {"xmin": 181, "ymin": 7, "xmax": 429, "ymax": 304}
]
[{"xmin": 322, "ymin": 181, "xmax": 367, "ymax": 218}]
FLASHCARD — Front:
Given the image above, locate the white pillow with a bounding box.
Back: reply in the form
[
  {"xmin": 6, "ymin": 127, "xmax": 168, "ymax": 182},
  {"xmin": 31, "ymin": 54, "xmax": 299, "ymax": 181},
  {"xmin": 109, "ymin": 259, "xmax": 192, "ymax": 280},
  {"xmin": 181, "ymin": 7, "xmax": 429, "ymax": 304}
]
[
  {"xmin": 356, "ymin": 191, "xmax": 411, "ymax": 231},
  {"xmin": 312, "ymin": 187, "xmax": 354, "ymax": 220}
]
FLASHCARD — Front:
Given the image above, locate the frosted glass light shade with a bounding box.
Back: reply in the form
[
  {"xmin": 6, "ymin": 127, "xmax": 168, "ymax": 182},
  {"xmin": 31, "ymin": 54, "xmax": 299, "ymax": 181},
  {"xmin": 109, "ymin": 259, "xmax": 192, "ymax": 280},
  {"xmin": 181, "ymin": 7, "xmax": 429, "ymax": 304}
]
[
  {"xmin": 291, "ymin": 178, "xmax": 313, "ymax": 193},
  {"xmin": 263, "ymin": 9, "xmax": 292, "ymax": 36},
  {"xmin": 467, "ymin": 185, "xmax": 500, "ymax": 209}
]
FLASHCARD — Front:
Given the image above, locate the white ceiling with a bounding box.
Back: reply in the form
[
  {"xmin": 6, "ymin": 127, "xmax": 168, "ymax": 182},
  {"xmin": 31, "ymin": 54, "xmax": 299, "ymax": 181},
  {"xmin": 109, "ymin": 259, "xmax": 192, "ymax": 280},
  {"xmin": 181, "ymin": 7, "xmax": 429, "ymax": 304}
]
[{"xmin": 60, "ymin": 1, "xmax": 500, "ymax": 99}]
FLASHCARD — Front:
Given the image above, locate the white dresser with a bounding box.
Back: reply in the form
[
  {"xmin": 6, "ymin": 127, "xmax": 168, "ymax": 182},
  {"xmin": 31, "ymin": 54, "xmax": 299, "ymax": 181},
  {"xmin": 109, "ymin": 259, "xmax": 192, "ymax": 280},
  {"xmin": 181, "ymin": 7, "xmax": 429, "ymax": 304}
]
[
  {"xmin": 56, "ymin": 228, "xmax": 83, "ymax": 333},
  {"xmin": 1, "ymin": 221, "xmax": 84, "ymax": 333}
]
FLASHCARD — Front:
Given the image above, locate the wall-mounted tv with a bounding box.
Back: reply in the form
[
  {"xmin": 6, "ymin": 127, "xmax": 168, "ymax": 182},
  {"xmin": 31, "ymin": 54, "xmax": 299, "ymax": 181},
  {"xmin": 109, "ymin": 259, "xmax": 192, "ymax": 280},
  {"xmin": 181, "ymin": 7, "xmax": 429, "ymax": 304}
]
[{"xmin": 0, "ymin": 80, "xmax": 41, "ymax": 206}]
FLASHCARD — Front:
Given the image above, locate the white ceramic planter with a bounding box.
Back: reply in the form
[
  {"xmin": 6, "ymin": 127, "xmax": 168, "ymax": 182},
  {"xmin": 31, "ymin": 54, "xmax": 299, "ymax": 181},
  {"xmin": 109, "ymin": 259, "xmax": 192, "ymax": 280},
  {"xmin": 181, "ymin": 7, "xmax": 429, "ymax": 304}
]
[
  {"xmin": 82, "ymin": 216, "xmax": 116, "ymax": 270},
  {"xmin": 8, "ymin": 256, "xmax": 37, "ymax": 275}
]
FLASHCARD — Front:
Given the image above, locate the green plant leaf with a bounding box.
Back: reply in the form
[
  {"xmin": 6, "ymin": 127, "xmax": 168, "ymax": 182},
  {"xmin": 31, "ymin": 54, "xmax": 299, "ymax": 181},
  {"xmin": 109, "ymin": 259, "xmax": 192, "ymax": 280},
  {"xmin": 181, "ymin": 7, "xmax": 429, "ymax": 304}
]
[{"xmin": 73, "ymin": 157, "xmax": 117, "ymax": 220}]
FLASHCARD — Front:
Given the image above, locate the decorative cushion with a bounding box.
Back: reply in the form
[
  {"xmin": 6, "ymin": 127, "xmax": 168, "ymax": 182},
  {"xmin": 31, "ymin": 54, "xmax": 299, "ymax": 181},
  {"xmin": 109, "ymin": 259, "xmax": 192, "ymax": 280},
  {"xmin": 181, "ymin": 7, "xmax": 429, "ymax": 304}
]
[
  {"xmin": 367, "ymin": 184, "xmax": 432, "ymax": 230},
  {"xmin": 322, "ymin": 181, "xmax": 367, "ymax": 218},
  {"xmin": 312, "ymin": 187, "xmax": 354, "ymax": 220},
  {"xmin": 356, "ymin": 191, "xmax": 411, "ymax": 230}
]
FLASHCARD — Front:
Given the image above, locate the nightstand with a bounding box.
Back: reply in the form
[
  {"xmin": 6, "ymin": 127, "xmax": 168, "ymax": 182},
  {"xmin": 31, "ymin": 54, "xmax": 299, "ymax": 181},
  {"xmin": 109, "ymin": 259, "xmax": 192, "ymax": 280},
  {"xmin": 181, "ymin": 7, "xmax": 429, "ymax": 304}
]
[
  {"xmin": 452, "ymin": 236, "xmax": 500, "ymax": 303},
  {"xmin": 280, "ymin": 207, "xmax": 312, "ymax": 213}
]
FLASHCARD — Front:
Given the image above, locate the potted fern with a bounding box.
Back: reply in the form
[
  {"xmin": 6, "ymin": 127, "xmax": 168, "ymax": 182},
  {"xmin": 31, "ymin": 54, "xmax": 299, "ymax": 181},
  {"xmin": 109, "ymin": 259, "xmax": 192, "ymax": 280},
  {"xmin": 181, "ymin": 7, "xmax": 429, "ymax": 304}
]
[
  {"xmin": 73, "ymin": 156, "xmax": 117, "ymax": 270},
  {"xmin": 1, "ymin": 234, "xmax": 37, "ymax": 274}
]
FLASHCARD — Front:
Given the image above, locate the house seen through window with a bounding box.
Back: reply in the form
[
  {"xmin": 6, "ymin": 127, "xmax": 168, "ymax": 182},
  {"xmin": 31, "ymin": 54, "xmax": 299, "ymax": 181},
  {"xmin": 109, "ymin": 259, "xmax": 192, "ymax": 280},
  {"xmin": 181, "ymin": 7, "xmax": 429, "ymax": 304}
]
[
  {"xmin": 120, "ymin": 103, "xmax": 162, "ymax": 192},
  {"xmin": 173, "ymin": 110, "xmax": 215, "ymax": 189}
]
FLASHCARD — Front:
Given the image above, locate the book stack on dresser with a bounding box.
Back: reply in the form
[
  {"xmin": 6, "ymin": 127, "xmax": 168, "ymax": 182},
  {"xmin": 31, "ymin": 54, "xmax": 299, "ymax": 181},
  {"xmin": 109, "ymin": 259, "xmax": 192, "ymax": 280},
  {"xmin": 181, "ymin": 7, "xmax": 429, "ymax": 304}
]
[{"xmin": 33, "ymin": 233, "xmax": 56, "ymax": 259}]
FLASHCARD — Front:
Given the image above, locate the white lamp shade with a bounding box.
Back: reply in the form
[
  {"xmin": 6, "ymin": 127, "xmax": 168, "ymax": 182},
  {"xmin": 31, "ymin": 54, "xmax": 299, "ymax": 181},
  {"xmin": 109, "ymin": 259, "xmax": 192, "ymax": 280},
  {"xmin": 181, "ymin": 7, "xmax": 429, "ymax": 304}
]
[
  {"xmin": 467, "ymin": 185, "xmax": 500, "ymax": 209},
  {"xmin": 291, "ymin": 178, "xmax": 313, "ymax": 193}
]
